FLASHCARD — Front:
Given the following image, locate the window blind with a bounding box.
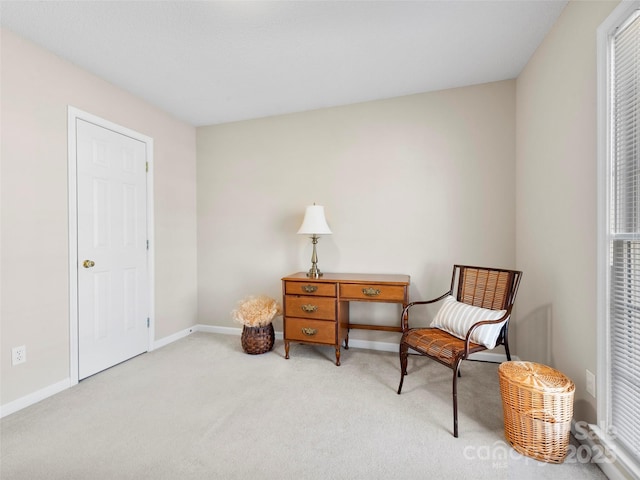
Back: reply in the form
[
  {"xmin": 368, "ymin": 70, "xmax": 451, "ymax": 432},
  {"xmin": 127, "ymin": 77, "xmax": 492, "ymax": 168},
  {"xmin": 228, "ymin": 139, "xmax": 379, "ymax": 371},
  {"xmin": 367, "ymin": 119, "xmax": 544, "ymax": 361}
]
[{"xmin": 610, "ymin": 10, "xmax": 640, "ymax": 461}]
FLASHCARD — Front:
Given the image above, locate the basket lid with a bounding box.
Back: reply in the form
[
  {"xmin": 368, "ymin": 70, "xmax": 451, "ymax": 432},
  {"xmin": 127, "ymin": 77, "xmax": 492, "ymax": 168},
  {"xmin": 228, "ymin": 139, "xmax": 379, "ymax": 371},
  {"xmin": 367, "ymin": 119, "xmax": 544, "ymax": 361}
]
[{"xmin": 499, "ymin": 361, "xmax": 574, "ymax": 392}]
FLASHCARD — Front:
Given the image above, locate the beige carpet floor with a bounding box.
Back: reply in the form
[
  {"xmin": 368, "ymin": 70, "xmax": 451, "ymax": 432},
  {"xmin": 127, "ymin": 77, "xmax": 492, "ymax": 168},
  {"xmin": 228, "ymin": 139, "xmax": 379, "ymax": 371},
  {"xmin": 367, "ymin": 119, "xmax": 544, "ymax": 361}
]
[{"xmin": 1, "ymin": 332, "xmax": 607, "ymax": 479}]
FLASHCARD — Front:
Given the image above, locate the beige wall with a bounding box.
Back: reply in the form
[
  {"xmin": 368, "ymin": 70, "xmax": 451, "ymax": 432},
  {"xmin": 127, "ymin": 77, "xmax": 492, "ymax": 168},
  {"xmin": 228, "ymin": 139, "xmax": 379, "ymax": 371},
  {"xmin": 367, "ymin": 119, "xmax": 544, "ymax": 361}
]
[
  {"xmin": 197, "ymin": 80, "xmax": 517, "ymax": 344},
  {"xmin": 3, "ymin": 0, "xmax": 615, "ymax": 421},
  {"xmin": 515, "ymin": 0, "xmax": 618, "ymax": 423},
  {"xmin": 0, "ymin": 29, "xmax": 198, "ymax": 405}
]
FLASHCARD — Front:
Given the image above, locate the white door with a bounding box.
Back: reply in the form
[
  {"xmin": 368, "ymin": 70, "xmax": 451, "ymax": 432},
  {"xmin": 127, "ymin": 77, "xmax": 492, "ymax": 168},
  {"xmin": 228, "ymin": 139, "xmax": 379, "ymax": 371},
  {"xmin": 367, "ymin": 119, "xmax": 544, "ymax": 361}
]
[{"xmin": 76, "ymin": 119, "xmax": 149, "ymax": 379}]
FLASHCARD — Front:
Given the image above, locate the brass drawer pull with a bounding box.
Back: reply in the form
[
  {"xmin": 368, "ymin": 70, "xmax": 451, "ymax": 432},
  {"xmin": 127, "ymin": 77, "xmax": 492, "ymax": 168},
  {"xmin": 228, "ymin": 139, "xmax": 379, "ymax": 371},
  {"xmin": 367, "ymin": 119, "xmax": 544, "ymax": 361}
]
[
  {"xmin": 301, "ymin": 304, "xmax": 318, "ymax": 313},
  {"xmin": 362, "ymin": 288, "xmax": 381, "ymax": 297},
  {"xmin": 302, "ymin": 285, "xmax": 318, "ymax": 293},
  {"xmin": 302, "ymin": 327, "xmax": 317, "ymax": 336}
]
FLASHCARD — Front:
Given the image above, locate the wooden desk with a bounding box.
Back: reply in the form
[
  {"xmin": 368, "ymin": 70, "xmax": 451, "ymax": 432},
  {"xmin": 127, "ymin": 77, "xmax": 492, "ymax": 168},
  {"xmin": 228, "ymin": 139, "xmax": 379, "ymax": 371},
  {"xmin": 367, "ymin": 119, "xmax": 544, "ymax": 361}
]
[{"xmin": 282, "ymin": 272, "xmax": 410, "ymax": 365}]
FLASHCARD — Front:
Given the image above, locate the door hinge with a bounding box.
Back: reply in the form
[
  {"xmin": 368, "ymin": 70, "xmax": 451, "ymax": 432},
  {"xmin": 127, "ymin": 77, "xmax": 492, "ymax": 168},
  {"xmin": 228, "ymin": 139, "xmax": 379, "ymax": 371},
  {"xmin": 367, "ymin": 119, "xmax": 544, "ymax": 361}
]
[
  {"xmin": 146, "ymin": 239, "xmax": 149, "ymax": 250},
  {"xmin": 145, "ymin": 161, "xmax": 149, "ymax": 173},
  {"xmin": 147, "ymin": 318, "xmax": 150, "ymax": 328}
]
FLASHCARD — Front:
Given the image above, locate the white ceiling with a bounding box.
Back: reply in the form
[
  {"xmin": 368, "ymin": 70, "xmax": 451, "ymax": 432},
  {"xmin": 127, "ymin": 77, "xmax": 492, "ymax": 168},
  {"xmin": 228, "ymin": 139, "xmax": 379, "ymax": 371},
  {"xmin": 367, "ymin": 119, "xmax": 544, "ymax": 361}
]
[{"xmin": 0, "ymin": 0, "xmax": 568, "ymax": 127}]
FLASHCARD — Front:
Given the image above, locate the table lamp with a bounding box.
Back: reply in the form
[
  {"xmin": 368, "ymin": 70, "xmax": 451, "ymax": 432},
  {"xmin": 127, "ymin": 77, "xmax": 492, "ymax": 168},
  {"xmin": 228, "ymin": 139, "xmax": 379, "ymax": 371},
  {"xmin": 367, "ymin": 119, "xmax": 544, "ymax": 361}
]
[{"xmin": 297, "ymin": 204, "xmax": 332, "ymax": 278}]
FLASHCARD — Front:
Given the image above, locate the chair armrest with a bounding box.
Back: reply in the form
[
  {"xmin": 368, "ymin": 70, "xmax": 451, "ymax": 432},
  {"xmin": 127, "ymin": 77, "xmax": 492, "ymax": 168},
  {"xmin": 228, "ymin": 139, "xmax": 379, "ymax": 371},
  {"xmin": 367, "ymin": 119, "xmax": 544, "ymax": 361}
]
[
  {"xmin": 462, "ymin": 306, "xmax": 513, "ymax": 356},
  {"xmin": 401, "ymin": 291, "xmax": 451, "ymax": 332}
]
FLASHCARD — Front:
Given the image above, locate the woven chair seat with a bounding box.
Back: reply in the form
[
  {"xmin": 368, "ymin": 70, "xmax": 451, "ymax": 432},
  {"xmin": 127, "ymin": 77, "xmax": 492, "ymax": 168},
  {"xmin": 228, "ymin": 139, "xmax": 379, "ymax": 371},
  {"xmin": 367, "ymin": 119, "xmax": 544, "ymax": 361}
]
[{"xmin": 403, "ymin": 328, "xmax": 485, "ymax": 366}]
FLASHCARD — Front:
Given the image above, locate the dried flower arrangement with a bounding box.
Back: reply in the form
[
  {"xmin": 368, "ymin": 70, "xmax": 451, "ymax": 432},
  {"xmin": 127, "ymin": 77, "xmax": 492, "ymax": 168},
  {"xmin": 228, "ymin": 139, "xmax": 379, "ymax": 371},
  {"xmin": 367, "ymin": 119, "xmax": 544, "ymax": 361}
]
[{"xmin": 232, "ymin": 295, "xmax": 282, "ymax": 327}]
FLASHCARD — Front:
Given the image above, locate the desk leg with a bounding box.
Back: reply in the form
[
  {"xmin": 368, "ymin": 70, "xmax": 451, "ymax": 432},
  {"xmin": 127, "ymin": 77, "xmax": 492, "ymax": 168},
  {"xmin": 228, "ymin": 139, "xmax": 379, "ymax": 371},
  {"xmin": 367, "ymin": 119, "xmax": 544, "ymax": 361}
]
[
  {"xmin": 285, "ymin": 340, "xmax": 290, "ymax": 359},
  {"xmin": 335, "ymin": 347, "xmax": 341, "ymax": 366},
  {"xmin": 340, "ymin": 300, "xmax": 349, "ymax": 351}
]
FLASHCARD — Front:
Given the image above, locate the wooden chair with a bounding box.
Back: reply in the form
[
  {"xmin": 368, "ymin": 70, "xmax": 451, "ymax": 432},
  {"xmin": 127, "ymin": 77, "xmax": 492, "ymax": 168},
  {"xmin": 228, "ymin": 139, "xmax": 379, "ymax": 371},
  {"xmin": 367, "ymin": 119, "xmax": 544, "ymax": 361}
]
[{"xmin": 397, "ymin": 264, "xmax": 522, "ymax": 437}]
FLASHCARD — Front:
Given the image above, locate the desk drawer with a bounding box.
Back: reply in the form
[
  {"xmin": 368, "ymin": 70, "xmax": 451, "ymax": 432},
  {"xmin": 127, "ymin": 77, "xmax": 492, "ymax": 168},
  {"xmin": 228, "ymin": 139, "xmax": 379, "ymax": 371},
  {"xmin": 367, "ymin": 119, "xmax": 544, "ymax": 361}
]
[
  {"xmin": 339, "ymin": 283, "xmax": 406, "ymax": 302},
  {"xmin": 284, "ymin": 281, "xmax": 336, "ymax": 297},
  {"xmin": 285, "ymin": 296, "xmax": 336, "ymax": 320},
  {"xmin": 285, "ymin": 317, "xmax": 336, "ymax": 344}
]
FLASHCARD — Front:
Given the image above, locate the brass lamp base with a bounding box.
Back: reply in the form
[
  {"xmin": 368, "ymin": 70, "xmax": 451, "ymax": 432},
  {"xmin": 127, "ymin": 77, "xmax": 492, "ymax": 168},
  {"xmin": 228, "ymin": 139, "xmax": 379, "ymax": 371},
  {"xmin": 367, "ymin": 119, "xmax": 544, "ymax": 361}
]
[
  {"xmin": 306, "ymin": 234, "xmax": 323, "ymax": 278},
  {"xmin": 306, "ymin": 267, "xmax": 323, "ymax": 278}
]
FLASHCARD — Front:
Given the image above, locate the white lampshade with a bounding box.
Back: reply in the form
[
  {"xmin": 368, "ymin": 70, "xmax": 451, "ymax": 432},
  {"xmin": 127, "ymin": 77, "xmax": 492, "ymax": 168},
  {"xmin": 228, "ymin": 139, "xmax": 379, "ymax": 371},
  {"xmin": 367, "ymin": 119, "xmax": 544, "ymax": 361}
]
[{"xmin": 297, "ymin": 205, "xmax": 332, "ymax": 235}]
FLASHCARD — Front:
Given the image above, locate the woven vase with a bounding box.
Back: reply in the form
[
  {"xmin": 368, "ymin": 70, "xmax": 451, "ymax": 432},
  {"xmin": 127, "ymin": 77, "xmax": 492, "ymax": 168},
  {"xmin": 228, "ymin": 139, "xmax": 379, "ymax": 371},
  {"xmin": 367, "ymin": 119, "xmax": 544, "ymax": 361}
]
[{"xmin": 241, "ymin": 323, "xmax": 275, "ymax": 355}]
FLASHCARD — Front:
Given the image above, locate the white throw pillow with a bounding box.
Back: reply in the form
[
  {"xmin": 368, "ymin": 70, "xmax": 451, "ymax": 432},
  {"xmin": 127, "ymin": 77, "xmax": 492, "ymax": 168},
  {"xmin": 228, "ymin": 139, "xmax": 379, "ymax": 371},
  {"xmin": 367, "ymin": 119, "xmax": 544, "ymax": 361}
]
[{"xmin": 430, "ymin": 295, "xmax": 508, "ymax": 349}]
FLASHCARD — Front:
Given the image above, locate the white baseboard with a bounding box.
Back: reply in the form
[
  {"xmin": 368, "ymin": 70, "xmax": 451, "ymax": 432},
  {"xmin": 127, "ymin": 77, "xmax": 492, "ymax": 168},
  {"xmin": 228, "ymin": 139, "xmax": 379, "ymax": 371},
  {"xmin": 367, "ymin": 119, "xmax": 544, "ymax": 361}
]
[
  {"xmin": 194, "ymin": 326, "xmax": 399, "ymax": 354},
  {"xmin": 348, "ymin": 338, "xmax": 399, "ymax": 353},
  {"xmin": 341, "ymin": 338, "xmax": 514, "ymax": 362},
  {"xmin": 572, "ymin": 421, "xmax": 640, "ymax": 480},
  {"xmin": 1, "ymin": 327, "xmax": 202, "ymax": 418},
  {"xmin": 468, "ymin": 351, "xmax": 519, "ymax": 363},
  {"xmin": 196, "ymin": 324, "xmax": 239, "ymax": 335},
  {"xmin": 0, "ymin": 378, "xmax": 71, "ymax": 419},
  {"xmin": 194, "ymin": 324, "xmax": 285, "ymax": 339},
  {"xmin": 193, "ymin": 325, "xmax": 516, "ymax": 363},
  {"xmin": 152, "ymin": 326, "xmax": 197, "ymax": 350},
  {"xmin": 0, "ymin": 325, "xmax": 514, "ymax": 418}
]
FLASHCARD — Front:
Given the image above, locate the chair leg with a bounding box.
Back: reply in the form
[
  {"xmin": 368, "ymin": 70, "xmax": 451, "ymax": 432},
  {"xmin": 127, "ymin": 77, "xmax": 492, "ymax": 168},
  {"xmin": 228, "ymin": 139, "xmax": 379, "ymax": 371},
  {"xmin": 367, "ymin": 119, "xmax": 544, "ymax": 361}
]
[
  {"xmin": 504, "ymin": 337, "xmax": 512, "ymax": 361},
  {"xmin": 452, "ymin": 360, "xmax": 462, "ymax": 438},
  {"xmin": 397, "ymin": 341, "xmax": 408, "ymax": 394}
]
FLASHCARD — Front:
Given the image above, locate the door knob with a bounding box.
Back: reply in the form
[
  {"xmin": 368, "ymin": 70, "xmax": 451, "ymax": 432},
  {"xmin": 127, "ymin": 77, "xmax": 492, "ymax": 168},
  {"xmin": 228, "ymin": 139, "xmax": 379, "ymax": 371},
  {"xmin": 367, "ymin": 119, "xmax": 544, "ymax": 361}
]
[{"xmin": 83, "ymin": 260, "xmax": 95, "ymax": 268}]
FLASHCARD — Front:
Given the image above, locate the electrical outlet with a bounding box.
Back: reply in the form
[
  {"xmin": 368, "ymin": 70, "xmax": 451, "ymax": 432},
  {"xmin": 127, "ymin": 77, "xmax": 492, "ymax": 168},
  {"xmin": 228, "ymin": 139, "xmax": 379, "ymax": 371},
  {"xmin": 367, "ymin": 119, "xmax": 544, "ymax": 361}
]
[
  {"xmin": 586, "ymin": 369, "xmax": 596, "ymax": 398},
  {"xmin": 12, "ymin": 346, "xmax": 26, "ymax": 366}
]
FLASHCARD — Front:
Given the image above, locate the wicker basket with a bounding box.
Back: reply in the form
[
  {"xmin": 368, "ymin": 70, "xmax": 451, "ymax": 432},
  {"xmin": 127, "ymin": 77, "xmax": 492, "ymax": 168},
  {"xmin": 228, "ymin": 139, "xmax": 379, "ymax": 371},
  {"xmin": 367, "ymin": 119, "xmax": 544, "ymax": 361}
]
[
  {"xmin": 498, "ymin": 361, "xmax": 575, "ymax": 463},
  {"xmin": 241, "ymin": 324, "xmax": 275, "ymax": 355}
]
